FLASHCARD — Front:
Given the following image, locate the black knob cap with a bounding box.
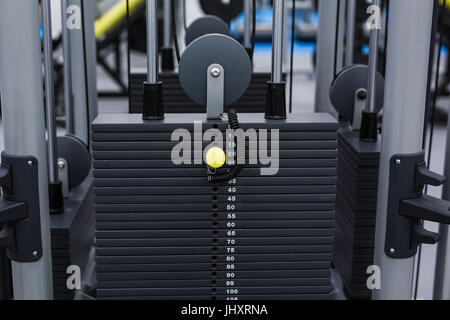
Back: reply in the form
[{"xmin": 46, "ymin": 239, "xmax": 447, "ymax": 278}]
[
  {"xmin": 142, "ymin": 81, "xmax": 164, "ymax": 120},
  {"xmin": 265, "ymin": 82, "xmax": 287, "ymax": 120}
]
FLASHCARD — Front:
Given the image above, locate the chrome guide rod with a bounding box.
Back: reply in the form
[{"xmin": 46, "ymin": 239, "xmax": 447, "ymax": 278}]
[
  {"xmin": 147, "ymin": 0, "xmax": 159, "ymax": 83},
  {"xmin": 271, "ymin": 0, "xmax": 285, "ymax": 83}
]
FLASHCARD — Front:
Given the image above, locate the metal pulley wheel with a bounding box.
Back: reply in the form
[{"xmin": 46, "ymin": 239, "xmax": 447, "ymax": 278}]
[
  {"xmin": 179, "ymin": 34, "xmax": 252, "ymax": 107},
  {"xmin": 330, "ymin": 64, "xmax": 385, "ymax": 121}
]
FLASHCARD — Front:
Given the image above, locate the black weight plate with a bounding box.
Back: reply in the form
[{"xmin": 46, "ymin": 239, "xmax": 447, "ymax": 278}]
[
  {"xmin": 95, "ymin": 211, "xmax": 335, "ymax": 222},
  {"xmin": 96, "ymin": 261, "xmax": 331, "ymax": 272},
  {"xmin": 97, "ymin": 286, "xmax": 333, "ymax": 296},
  {"xmin": 96, "ymin": 245, "xmax": 333, "ymax": 256},
  {"xmin": 96, "ymin": 220, "xmax": 335, "ymax": 230},
  {"xmin": 96, "ymin": 269, "xmax": 331, "ymax": 281},
  {"xmin": 96, "ymin": 236, "xmax": 334, "ymax": 247},
  {"xmin": 96, "ymin": 229, "xmax": 333, "ymax": 238},
  {"xmin": 98, "ymin": 278, "xmax": 331, "ymax": 288},
  {"xmin": 96, "ymin": 253, "xmax": 332, "ymax": 264}
]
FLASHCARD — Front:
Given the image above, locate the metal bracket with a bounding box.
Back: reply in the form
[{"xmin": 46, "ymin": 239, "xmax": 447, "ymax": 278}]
[
  {"xmin": 385, "ymin": 152, "xmax": 450, "ymax": 258},
  {"xmin": 207, "ymin": 63, "xmax": 225, "ymax": 120},
  {"xmin": 0, "ymin": 152, "xmax": 42, "ymax": 262}
]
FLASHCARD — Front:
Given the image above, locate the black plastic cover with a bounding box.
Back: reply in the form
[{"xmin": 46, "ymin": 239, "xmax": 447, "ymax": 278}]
[
  {"xmin": 265, "ymin": 82, "xmax": 287, "ymax": 120},
  {"xmin": 143, "ymin": 81, "xmax": 165, "ymax": 120}
]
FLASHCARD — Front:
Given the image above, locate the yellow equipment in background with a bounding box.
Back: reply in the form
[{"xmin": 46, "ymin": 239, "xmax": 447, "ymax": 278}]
[
  {"xmin": 95, "ymin": 0, "xmax": 145, "ymax": 40},
  {"xmin": 441, "ymin": 0, "xmax": 450, "ymax": 10}
]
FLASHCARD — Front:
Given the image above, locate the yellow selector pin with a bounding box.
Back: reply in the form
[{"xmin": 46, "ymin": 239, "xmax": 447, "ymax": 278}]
[{"xmin": 205, "ymin": 147, "xmax": 226, "ymax": 169}]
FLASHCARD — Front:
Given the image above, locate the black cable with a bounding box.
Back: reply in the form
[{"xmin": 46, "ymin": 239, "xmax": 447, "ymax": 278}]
[
  {"xmin": 183, "ymin": 0, "xmax": 188, "ymax": 31},
  {"xmin": 382, "ymin": 0, "xmax": 390, "ymax": 78},
  {"xmin": 289, "ymin": 0, "xmax": 296, "ymax": 113},
  {"xmin": 171, "ymin": 0, "xmax": 181, "ymax": 63},
  {"xmin": 427, "ymin": 0, "xmax": 445, "ymax": 188},
  {"xmin": 414, "ymin": 0, "xmax": 446, "ymax": 300},
  {"xmin": 227, "ymin": 1, "xmax": 232, "ymax": 29},
  {"xmin": 208, "ymin": 110, "xmax": 243, "ymax": 183},
  {"xmin": 333, "ymin": 0, "xmax": 341, "ymax": 78},
  {"xmin": 80, "ymin": 0, "xmax": 91, "ymax": 149},
  {"xmin": 249, "ymin": 0, "xmax": 257, "ymax": 62},
  {"xmin": 423, "ymin": 0, "xmax": 442, "ymax": 148}
]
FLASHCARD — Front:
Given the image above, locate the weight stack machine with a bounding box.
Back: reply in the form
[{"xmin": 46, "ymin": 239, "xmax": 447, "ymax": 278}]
[
  {"xmin": 92, "ymin": 0, "xmax": 339, "ymax": 300},
  {"xmin": 92, "ymin": 112, "xmax": 338, "ymax": 300},
  {"xmin": 47, "ymin": 134, "xmax": 94, "ymax": 300},
  {"xmin": 334, "ymin": 127, "xmax": 380, "ymax": 299},
  {"xmin": 329, "ymin": 11, "xmax": 384, "ymax": 299},
  {"xmin": 50, "ymin": 175, "xmax": 94, "ymax": 300}
]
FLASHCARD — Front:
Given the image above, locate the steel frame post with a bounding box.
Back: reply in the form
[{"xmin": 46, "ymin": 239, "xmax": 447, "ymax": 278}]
[
  {"xmin": 67, "ymin": 0, "xmax": 98, "ymax": 146},
  {"xmin": 314, "ymin": 0, "xmax": 339, "ymax": 117},
  {"xmin": 345, "ymin": 0, "xmax": 356, "ymax": 67},
  {"xmin": 0, "ymin": 0, "xmax": 53, "ymax": 300},
  {"xmin": 372, "ymin": 0, "xmax": 434, "ymax": 300}
]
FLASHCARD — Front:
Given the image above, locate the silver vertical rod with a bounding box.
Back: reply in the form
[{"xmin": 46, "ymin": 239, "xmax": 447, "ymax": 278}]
[
  {"xmin": 434, "ymin": 102, "xmax": 450, "ymax": 300},
  {"xmin": 67, "ymin": 0, "xmax": 98, "ymax": 146},
  {"xmin": 345, "ymin": 0, "xmax": 356, "ymax": 67},
  {"xmin": 163, "ymin": 0, "xmax": 171, "ymax": 48},
  {"xmin": 82, "ymin": 0, "xmax": 99, "ymax": 124},
  {"xmin": 271, "ymin": 0, "xmax": 285, "ymax": 83},
  {"xmin": 314, "ymin": 0, "xmax": 339, "ymax": 116},
  {"xmin": 336, "ymin": 0, "xmax": 346, "ymax": 73},
  {"xmin": 42, "ymin": 0, "xmax": 59, "ymax": 184},
  {"xmin": 147, "ymin": 0, "xmax": 159, "ymax": 83},
  {"xmin": 61, "ymin": 0, "xmax": 74, "ymax": 134},
  {"xmin": 365, "ymin": 0, "xmax": 380, "ymax": 113},
  {"xmin": 244, "ymin": 0, "xmax": 252, "ymax": 48},
  {"xmin": 372, "ymin": 0, "xmax": 434, "ymax": 300},
  {"xmin": 0, "ymin": 0, "xmax": 53, "ymax": 299},
  {"xmin": 282, "ymin": 0, "xmax": 289, "ymax": 65}
]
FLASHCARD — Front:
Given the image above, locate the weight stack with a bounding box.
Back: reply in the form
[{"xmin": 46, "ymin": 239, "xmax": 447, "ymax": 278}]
[
  {"xmin": 333, "ymin": 127, "xmax": 380, "ymax": 300},
  {"xmin": 129, "ymin": 71, "xmax": 285, "ymax": 114},
  {"xmin": 92, "ymin": 113, "xmax": 338, "ymax": 300},
  {"xmin": 50, "ymin": 176, "xmax": 95, "ymax": 300}
]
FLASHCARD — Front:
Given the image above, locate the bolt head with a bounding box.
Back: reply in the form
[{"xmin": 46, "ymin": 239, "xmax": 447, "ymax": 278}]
[
  {"xmin": 58, "ymin": 160, "xmax": 65, "ymax": 169},
  {"xmin": 32, "ymin": 251, "xmax": 38, "ymax": 257},
  {"xmin": 27, "ymin": 160, "xmax": 34, "ymax": 167},
  {"xmin": 211, "ymin": 68, "xmax": 221, "ymax": 78},
  {"xmin": 389, "ymin": 248, "xmax": 395, "ymax": 254},
  {"xmin": 357, "ymin": 90, "xmax": 367, "ymax": 100},
  {"xmin": 395, "ymin": 159, "xmax": 401, "ymax": 165}
]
